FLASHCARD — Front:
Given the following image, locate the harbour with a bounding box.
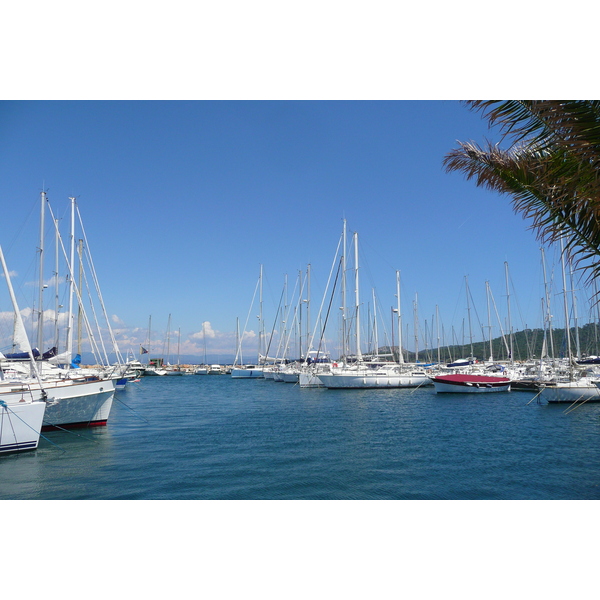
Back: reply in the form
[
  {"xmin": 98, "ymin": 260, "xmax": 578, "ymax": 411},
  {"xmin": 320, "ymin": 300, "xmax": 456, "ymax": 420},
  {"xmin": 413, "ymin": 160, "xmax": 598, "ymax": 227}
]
[{"xmin": 3, "ymin": 374, "xmax": 600, "ymax": 500}]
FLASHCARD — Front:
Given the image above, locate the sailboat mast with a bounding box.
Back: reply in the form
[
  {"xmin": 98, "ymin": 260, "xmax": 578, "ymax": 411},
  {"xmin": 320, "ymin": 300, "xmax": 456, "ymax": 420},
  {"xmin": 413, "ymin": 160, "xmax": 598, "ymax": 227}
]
[
  {"xmin": 560, "ymin": 237, "xmax": 573, "ymax": 362},
  {"xmin": 54, "ymin": 216, "xmax": 60, "ymax": 349},
  {"xmin": 148, "ymin": 315, "xmax": 152, "ymax": 361},
  {"xmin": 486, "ymin": 281, "xmax": 493, "ymax": 361},
  {"xmin": 166, "ymin": 314, "xmax": 172, "ymax": 364},
  {"xmin": 234, "ymin": 316, "xmax": 241, "ymax": 365},
  {"xmin": 541, "ymin": 247, "xmax": 555, "ymax": 359},
  {"xmin": 306, "ymin": 263, "xmax": 311, "ymax": 355},
  {"xmin": 436, "ymin": 304, "xmax": 441, "ymax": 364},
  {"xmin": 341, "ymin": 219, "xmax": 347, "ymax": 363},
  {"xmin": 353, "ymin": 231, "xmax": 362, "ymax": 361},
  {"xmin": 77, "ymin": 238, "xmax": 84, "ymax": 355},
  {"xmin": 465, "ymin": 275, "xmax": 474, "ymax": 358},
  {"xmin": 258, "ymin": 263, "xmax": 263, "ymax": 364},
  {"xmin": 505, "ymin": 262, "xmax": 514, "ymax": 362},
  {"xmin": 298, "ymin": 269, "xmax": 303, "ymax": 359},
  {"xmin": 413, "ymin": 293, "xmax": 419, "ymax": 362},
  {"xmin": 37, "ymin": 190, "xmax": 46, "ymax": 350},
  {"xmin": 65, "ymin": 197, "xmax": 76, "ymax": 365},
  {"xmin": 371, "ymin": 288, "xmax": 379, "ymax": 359},
  {"xmin": 568, "ymin": 255, "xmax": 581, "ymax": 359},
  {"xmin": 396, "ymin": 270, "xmax": 403, "ymax": 364}
]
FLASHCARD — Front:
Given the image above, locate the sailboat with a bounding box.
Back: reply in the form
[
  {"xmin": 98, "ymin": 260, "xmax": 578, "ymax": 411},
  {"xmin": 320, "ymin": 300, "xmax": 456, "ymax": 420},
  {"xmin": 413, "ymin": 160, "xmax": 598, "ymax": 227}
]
[
  {"xmin": 431, "ymin": 276, "xmax": 511, "ymax": 394},
  {"xmin": 194, "ymin": 324, "xmax": 209, "ymax": 374},
  {"xmin": 14, "ymin": 194, "xmax": 119, "ymax": 430},
  {"xmin": 538, "ymin": 239, "xmax": 600, "ymax": 404},
  {"xmin": 231, "ymin": 265, "xmax": 265, "ymax": 379},
  {"xmin": 164, "ymin": 321, "xmax": 185, "ymax": 375},
  {"xmin": 0, "ymin": 246, "xmax": 47, "ymax": 452},
  {"xmin": 317, "ymin": 228, "xmax": 431, "ymax": 390}
]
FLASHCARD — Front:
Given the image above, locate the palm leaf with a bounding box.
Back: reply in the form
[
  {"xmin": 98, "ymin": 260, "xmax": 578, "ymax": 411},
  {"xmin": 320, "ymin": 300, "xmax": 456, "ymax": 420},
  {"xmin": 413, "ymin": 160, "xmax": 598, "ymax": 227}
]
[{"xmin": 444, "ymin": 137, "xmax": 600, "ymax": 285}]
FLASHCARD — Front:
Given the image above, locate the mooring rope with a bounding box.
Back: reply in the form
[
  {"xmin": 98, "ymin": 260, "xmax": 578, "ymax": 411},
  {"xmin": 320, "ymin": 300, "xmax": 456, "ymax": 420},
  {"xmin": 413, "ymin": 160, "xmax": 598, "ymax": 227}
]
[
  {"xmin": 42, "ymin": 421, "xmax": 100, "ymax": 444},
  {"xmin": 112, "ymin": 392, "xmax": 149, "ymax": 423},
  {"xmin": 526, "ymin": 387, "xmax": 545, "ymax": 405},
  {"xmin": 563, "ymin": 394, "xmax": 594, "ymax": 415}
]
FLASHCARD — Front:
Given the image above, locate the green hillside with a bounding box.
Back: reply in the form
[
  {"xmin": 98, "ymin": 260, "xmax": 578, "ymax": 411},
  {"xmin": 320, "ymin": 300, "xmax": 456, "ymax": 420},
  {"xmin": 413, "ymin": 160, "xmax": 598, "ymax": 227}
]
[{"xmin": 380, "ymin": 322, "xmax": 600, "ymax": 363}]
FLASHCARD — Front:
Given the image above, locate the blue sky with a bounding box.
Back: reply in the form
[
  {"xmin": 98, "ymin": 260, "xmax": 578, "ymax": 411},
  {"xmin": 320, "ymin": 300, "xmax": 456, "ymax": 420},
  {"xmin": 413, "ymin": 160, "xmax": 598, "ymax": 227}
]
[{"xmin": 0, "ymin": 100, "xmax": 588, "ymax": 361}]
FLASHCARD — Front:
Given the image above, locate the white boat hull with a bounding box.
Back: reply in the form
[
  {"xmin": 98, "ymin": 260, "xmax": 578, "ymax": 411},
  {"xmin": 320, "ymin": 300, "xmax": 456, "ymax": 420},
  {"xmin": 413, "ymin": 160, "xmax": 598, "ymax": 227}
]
[
  {"xmin": 318, "ymin": 370, "xmax": 431, "ymax": 389},
  {"xmin": 541, "ymin": 381, "xmax": 600, "ymax": 403},
  {"xmin": 280, "ymin": 371, "xmax": 299, "ymax": 383},
  {"xmin": 42, "ymin": 377, "xmax": 116, "ymax": 430},
  {"xmin": 298, "ymin": 372, "xmax": 324, "ymax": 388},
  {"xmin": 231, "ymin": 368, "xmax": 264, "ymax": 379},
  {"xmin": 0, "ymin": 400, "xmax": 46, "ymax": 453}
]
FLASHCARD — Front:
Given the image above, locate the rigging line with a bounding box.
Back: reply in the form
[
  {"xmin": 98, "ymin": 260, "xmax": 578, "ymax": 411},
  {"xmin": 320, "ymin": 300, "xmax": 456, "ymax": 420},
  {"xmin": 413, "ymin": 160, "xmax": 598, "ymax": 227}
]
[
  {"xmin": 76, "ymin": 206, "xmax": 124, "ymax": 365},
  {"xmin": 263, "ymin": 286, "xmax": 285, "ymax": 360},
  {"xmin": 316, "ymin": 257, "xmax": 342, "ymax": 359},
  {"xmin": 309, "ymin": 232, "xmax": 343, "ymax": 357},
  {"xmin": 235, "ymin": 273, "xmax": 261, "ymax": 365}
]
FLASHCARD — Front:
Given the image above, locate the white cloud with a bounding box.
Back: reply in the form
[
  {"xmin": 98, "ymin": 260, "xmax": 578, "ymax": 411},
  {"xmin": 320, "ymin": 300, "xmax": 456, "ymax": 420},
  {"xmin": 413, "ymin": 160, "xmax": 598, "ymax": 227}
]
[{"xmin": 191, "ymin": 321, "xmax": 217, "ymax": 339}]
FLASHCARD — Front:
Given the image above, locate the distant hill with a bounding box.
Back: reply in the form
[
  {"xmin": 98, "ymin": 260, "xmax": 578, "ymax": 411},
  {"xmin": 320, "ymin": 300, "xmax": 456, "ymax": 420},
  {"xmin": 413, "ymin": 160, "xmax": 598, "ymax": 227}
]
[{"xmin": 380, "ymin": 323, "xmax": 600, "ymax": 363}]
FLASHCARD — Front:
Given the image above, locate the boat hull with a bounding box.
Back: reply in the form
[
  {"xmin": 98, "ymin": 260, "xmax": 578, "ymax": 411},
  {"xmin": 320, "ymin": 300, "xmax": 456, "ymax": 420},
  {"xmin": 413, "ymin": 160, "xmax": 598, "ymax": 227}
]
[
  {"xmin": 298, "ymin": 372, "xmax": 324, "ymax": 387},
  {"xmin": 231, "ymin": 368, "xmax": 264, "ymax": 379},
  {"xmin": 540, "ymin": 382, "xmax": 600, "ymax": 404},
  {"xmin": 318, "ymin": 370, "xmax": 431, "ymax": 389},
  {"xmin": 41, "ymin": 378, "xmax": 116, "ymax": 430},
  {"xmin": 280, "ymin": 371, "xmax": 299, "ymax": 383},
  {"xmin": 0, "ymin": 400, "xmax": 46, "ymax": 453},
  {"xmin": 431, "ymin": 374, "xmax": 511, "ymax": 393}
]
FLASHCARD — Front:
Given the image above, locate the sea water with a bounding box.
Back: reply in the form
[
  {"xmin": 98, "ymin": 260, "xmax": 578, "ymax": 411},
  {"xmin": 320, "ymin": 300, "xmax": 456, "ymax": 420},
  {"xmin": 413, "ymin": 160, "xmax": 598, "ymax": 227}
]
[{"xmin": 1, "ymin": 374, "xmax": 600, "ymax": 500}]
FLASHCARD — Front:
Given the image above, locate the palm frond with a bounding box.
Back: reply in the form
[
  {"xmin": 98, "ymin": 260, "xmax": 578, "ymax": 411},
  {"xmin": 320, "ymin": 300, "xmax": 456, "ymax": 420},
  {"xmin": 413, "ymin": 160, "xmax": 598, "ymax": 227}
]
[{"xmin": 444, "ymin": 136, "xmax": 600, "ymax": 286}]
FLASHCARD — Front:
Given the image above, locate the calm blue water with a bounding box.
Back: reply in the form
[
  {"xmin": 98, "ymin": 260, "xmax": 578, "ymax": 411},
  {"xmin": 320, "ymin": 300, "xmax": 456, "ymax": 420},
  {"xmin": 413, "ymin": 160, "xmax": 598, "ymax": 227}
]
[{"xmin": 2, "ymin": 375, "xmax": 600, "ymax": 499}]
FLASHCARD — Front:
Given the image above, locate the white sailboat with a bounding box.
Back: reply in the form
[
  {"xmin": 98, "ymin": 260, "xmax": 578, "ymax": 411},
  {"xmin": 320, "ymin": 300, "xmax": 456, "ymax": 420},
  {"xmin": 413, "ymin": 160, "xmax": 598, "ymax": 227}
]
[
  {"xmin": 194, "ymin": 324, "xmax": 209, "ymax": 374},
  {"xmin": 232, "ymin": 266, "xmax": 265, "ymax": 379},
  {"xmin": 23, "ymin": 194, "xmax": 118, "ymax": 429},
  {"xmin": 318, "ymin": 229, "xmax": 431, "ymax": 390},
  {"xmin": 538, "ymin": 239, "xmax": 600, "ymax": 404},
  {"xmin": 0, "ymin": 245, "xmax": 47, "ymax": 452}
]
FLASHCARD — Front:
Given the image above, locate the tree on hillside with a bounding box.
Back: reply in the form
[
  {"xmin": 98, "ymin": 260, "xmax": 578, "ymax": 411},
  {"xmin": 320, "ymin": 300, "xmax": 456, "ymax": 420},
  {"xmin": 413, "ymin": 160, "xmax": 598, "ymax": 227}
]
[{"xmin": 443, "ymin": 100, "xmax": 600, "ymax": 285}]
